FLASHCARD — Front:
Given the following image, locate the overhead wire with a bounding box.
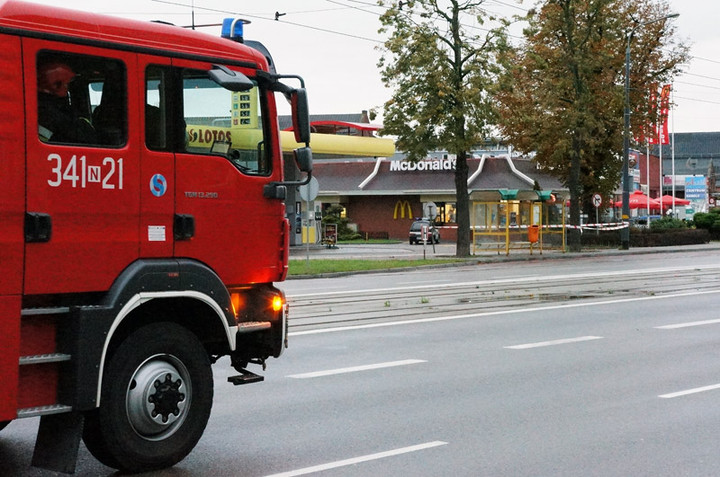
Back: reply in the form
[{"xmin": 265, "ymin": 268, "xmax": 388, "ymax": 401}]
[
  {"xmin": 152, "ymin": 0, "xmax": 384, "ymax": 42},
  {"xmin": 152, "ymin": 0, "xmax": 720, "ymax": 110},
  {"xmin": 487, "ymin": 0, "xmax": 529, "ymax": 12},
  {"xmin": 674, "ymin": 95, "xmax": 720, "ymax": 106},
  {"xmin": 675, "ymin": 80, "xmax": 720, "ymax": 91}
]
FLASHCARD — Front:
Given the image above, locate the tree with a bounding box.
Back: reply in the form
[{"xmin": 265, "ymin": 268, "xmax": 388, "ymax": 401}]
[
  {"xmin": 495, "ymin": 0, "xmax": 688, "ymax": 251},
  {"xmin": 377, "ymin": 0, "xmax": 506, "ymax": 257}
]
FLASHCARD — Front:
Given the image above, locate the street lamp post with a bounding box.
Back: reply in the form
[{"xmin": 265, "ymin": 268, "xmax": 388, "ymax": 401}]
[{"xmin": 620, "ymin": 13, "xmax": 679, "ymax": 250}]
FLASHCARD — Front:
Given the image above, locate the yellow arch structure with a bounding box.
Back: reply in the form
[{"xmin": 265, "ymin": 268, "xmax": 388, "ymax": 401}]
[
  {"xmin": 393, "ymin": 200, "xmax": 413, "ymax": 219},
  {"xmin": 280, "ymin": 131, "xmax": 395, "ymax": 157}
]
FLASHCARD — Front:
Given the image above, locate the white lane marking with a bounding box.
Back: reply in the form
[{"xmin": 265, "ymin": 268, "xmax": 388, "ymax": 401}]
[
  {"xmin": 263, "ymin": 441, "xmax": 448, "ymax": 477},
  {"xmin": 395, "ymin": 279, "xmax": 455, "ymax": 285},
  {"xmin": 287, "ymin": 359, "xmax": 426, "ymax": 379},
  {"xmin": 504, "ymin": 336, "xmax": 603, "ymax": 350},
  {"xmin": 659, "ymin": 383, "xmax": 720, "ymax": 399},
  {"xmin": 288, "ymin": 264, "xmax": 720, "ymax": 299},
  {"xmin": 655, "ymin": 318, "xmax": 720, "ymax": 330},
  {"xmin": 289, "ymin": 289, "xmax": 720, "ymax": 337}
]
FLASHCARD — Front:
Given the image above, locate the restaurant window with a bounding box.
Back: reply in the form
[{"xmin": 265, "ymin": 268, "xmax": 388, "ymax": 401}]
[{"xmin": 434, "ymin": 202, "xmax": 457, "ymax": 224}]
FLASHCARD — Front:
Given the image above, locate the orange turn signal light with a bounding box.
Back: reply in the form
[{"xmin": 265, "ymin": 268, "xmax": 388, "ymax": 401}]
[{"xmin": 271, "ymin": 295, "xmax": 284, "ymax": 312}]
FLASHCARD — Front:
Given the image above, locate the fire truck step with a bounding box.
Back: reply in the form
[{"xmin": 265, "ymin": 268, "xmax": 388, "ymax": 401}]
[
  {"xmin": 19, "ymin": 353, "xmax": 72, "ymax": 365},
  {"xmin": 236, "ymin": 321, "xmax": 272, "ymax": 333},
  {"xmin": 17, "ymin": 404, "xmax": 73, "ymax": 418},
  {"xmin": 21, "ymin": 306, "xmax": 71, "ymax": 316},
  {"xmin": 227, "ymin": 369, "xmax": 265, "ymax": 386}
]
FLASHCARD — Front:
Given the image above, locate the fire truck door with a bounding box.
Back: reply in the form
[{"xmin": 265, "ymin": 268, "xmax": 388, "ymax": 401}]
[
  {"xmin": 23, "ymin": 41, "xmax": 141, "ymax": 294},
  {"xmin": 139, "ymin": 58, "xmax": 174, "ymax": 258},
  {"xmin": 172, "ymin": 59, "xmax": 282, "ymax": 284},
  {"xmin": 0, "ymin": 34, "xmax": 24, "ymax": 421}
]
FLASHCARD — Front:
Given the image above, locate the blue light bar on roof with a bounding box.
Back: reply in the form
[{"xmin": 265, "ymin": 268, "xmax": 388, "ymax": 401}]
[{"xmin": 221, "ymin": 18, "xmax": 251, "ymax": 43}]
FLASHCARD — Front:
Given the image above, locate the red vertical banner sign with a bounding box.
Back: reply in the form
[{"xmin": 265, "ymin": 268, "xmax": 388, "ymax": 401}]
[
  {"xmin": 647, "ymin": 85, "xmax": 659, "ymax": 145},
  {"xmin": 658, "ymin": 84, "xmax": 671, "ymax": 145}
]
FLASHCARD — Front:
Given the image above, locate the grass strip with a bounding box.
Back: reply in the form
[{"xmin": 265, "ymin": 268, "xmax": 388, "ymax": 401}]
[{"xmin": 288, "ymin": 258, "xmax": 465, "ymax": 276}]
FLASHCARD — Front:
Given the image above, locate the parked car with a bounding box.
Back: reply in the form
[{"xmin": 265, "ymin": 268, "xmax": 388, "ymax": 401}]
[{"xmin": 409, "ymin": 220, "xmax": 440, "ymax": 244}]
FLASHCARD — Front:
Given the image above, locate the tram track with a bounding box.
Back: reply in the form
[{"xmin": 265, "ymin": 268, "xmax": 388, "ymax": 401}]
[{"xmin": 286, "ymin": 266, "xmax": 720, "ymax": 332}]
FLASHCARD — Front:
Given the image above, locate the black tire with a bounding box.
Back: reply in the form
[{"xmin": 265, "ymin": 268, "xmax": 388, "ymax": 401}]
[
  {"xmin": 83, "ymin": 322, "xmax": 213, "ymax": 473},
  {"xmin": 0, "ymin": 420, "xmax": 10, "ymax": 432}
]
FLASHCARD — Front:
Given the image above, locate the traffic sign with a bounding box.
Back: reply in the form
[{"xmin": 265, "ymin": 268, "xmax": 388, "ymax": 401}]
[
  {"xmin": 592, "ymin": 193, "xmax": 602, "ymax": 208},
  {"xmin": 298, "ymin": 177, "xmax": 319, "ymax": 201},
  {"xmin": 423, "ymin": 202, "xmax": 438, "ymax": 219}
]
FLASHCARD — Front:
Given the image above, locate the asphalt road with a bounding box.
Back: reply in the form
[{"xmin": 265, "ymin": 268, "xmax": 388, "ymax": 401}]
[{"xmin": 3, "ymin": 246, "xmax": 720, "ymax": 476}]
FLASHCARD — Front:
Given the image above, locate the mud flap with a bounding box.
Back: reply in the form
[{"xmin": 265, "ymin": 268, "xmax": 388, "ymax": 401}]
[{"xmin": 32, "ymin": 411, "xmax": 83, "ymax": 474}]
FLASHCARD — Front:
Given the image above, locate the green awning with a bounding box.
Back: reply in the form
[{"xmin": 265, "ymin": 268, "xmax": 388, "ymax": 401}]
[
  {"xmin": 535, "ymin": 190, "xmax": 554, "ymax": 201},
  {"xmin": 498, "ymin": 189, "xmax": 519, "ymax": 200}
]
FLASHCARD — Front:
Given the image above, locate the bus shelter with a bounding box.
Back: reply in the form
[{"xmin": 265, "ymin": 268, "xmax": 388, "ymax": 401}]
[{"xmin": 471, "ymin": 189, "xmax": 566, "ymax": 255}]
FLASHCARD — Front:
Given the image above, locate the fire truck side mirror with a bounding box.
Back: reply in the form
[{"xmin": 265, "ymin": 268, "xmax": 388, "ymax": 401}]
[
  {"xmin": 294, "ymin": 147, "xmax": 313, "ymax": 173},
  {"xmin": 208, "ymin": 64, "xmax": 254, "ymax": 92},
  {"xmin": 291, "ymin": 88, "xmax": 310, "ymax": 145}
]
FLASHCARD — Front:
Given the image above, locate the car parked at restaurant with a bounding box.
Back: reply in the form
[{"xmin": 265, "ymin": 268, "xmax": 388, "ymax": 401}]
[{"xmin": 409, "ymin": 219, "xmax": 440, "ymax": 244}]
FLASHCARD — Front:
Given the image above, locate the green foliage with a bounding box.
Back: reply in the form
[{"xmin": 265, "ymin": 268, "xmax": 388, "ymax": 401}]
[
  {"xmin": 692, "ymin": 212, "xmax": 713, "ymax": 230},
  {"xmin": 377, "ymin": 1, "xmax": 505, "ymax": 160},
  {"xmin": 494, "ymin": 0, "xmax": 689, "ymax": 252},
  {"xmin": 692, "ymin": 209, "xmax": 720, "ymax": 234},
  {"xmin": 377, "ymin": 0, "xmax": 508, "ymax": 257},
  {"xmin": 321, "ymin": 204, "xmax": 361, "ymax": 241},
  {"xmin": 631, "ymin": 228, "xmax": 710, "ymax": 247},
  {"xmin": 580, "ymin": 227, "xmax": 710, "ymax": 247},
  {"xmin": 649, "ymin": 217, "xmax": 689, "ymax": 231}
]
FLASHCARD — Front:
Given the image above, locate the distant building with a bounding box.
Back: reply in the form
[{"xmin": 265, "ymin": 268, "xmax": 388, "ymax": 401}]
[
  {"xmin": 285, "ymin": 114, "xmax": 568, "ymax": 242},
  {"xmin": 315, "ymin": 154, "xmax": 565, "ymax": 242},
  {"xmin": 292, "ymin": 113, "xmax": 720, "ymax": 243},
  {"xmin": 654, "ymin": 132, "xmax": 720, "ymax": 199}
]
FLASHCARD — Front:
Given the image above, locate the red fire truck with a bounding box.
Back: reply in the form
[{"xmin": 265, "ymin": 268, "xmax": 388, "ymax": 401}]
[{"xmin": 0, "ymin": 1, "xmax": 312, "ymax": 473}]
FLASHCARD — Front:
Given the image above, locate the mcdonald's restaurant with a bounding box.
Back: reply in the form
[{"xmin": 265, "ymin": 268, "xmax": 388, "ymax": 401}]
[
  {"xmin": 309, "ymin": 154, "xmax": 568, "ymax": 243},
  {"xmin": 281, "ymin": 115, "xmax": 569, "ymax": 245}
]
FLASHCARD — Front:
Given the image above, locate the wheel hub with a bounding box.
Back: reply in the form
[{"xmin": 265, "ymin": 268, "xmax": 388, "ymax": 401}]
[
  {"xmin": 149, "ymin": 373, "xmax": 185, "ymax": 422},
  {"xmin": 126, "ymin": 355, "xmax": 191, "ymax": 440}
]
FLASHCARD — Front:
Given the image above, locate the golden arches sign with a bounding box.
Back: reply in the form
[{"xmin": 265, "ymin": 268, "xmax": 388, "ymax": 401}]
[{"xmin": 393, "ymin": 200, "xmax": 413, "ymax": 219}]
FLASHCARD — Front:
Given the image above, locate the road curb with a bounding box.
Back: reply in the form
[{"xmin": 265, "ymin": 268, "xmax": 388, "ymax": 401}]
[{"xmin": 287, "ymin": 242, "xmax": 720, "ymax": 279}]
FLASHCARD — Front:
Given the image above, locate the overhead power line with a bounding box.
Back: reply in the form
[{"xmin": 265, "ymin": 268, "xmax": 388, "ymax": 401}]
[
  {"xmin": 674, "ymin": 95, "xmax": 720, "ymax": 106},
  {"xmin": 487, "ymin": 0, "xmax": 529, "ymax": 12},
  {"xmin": 153, "ymin": 0, "xmax": 384, "ymax": 42},
  {"xmin": 152, "ymin": 0, "xmax": 720, "ymax": 77},
  {"xmin": 691, "ymin": 55, "xmax": 720, "ymax": 66},
  {"xmin": 682, "ymin": 71, "xmax": 720, "ymax": 83}
]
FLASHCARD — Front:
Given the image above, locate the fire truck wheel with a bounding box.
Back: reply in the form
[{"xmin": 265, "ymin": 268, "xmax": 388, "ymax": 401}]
[{"xmin": 83, "ymin": 322, "xmax": 213, "ymax": 472}]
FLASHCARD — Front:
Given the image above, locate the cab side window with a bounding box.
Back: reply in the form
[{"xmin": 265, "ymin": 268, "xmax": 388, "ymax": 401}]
[
  {"xmin": 145, "ymin": 66, "xmax": 170, "ymax": 150},
  {"xmin": 37, "ymin": 51, "xmax": 127, "ymax": 147},
  {"xmin": 145, "ymin": 64, "xmax": 271, "ymax": 176},
  {"xmin": 182, "ymin": 68, "xmax": 271, "ymax": 175},
  {"xmin": 145, "ymin": 65, "xmax": 188, "ymax": 152}
]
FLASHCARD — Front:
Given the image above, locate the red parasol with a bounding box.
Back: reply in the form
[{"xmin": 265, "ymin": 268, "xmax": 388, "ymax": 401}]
[
  {"xmin": 614, "ymin": 190, "xmax": 661, "ymax": 210},
  {"xmin": 659, "ymin": 195, "xmax": 691, "ymax": 207}
]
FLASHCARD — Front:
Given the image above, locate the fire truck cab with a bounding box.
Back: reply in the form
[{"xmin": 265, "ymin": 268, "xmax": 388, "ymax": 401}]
[{"xmin": 0, "ymin": 1, "xmax": 311, "ymax": 473}]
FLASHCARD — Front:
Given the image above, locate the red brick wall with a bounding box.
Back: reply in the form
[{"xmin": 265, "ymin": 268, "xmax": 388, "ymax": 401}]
[
  {"xmin": 343, "ymin": 195, "xmax": 460, "ymax": 242},
  {"xmin": 346, "ymin": 195, "xmax": 421, "ymax": 240}
]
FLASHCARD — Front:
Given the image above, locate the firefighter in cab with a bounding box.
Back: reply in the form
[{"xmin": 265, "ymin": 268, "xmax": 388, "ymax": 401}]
[{"xmin": 37, "ymin": 60, "xmax": 97, "ymax": 144}]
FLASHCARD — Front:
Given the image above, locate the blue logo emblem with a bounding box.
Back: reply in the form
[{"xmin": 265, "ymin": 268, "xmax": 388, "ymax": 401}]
[{"xmin": 150, "ymin": 174, "xmax": 167, "ymax": 197}]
